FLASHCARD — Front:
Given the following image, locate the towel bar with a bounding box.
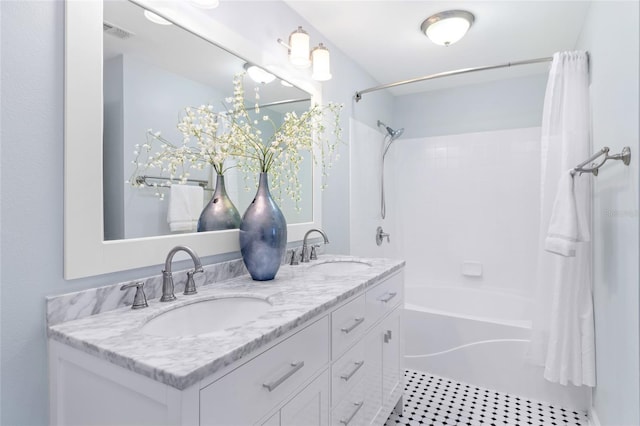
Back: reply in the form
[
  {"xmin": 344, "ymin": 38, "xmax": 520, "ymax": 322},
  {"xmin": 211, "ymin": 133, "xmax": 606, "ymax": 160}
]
[{"xmin": 571, "ymin": 146, "xmax": 631, "ymax": 176}]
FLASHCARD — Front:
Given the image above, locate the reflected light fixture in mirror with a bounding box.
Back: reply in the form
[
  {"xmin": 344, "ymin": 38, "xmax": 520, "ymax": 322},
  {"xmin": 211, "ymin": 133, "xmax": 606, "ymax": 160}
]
[
  {"xmin": 244, "ymin": 63, "xmax": 277, "ymax": 84},
  {"xmin": 421, "ymin": 10, "xmax": 474, "ymax": 46},
  {"xmin": 143, "ymin": 10, "xmax": 172, "ymax": 25}
]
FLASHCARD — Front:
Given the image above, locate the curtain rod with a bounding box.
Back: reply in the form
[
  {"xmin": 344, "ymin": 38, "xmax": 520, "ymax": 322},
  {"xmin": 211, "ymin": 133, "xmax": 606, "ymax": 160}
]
[{"xmin": 354, "ymin": 56, "xmax": 553, "ymax": 102}]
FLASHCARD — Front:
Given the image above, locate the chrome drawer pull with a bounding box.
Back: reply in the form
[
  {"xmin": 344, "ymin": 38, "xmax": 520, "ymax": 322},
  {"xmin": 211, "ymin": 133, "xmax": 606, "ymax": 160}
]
[
  {"xmin": 340, "ymin": 401, "xmax": 364, "ymax": 425},
  {"xmin": 340, "ymin": 361, "xmax": 365, "ymax": 381},
  {"xmin": 262, "ymin": 361, "xmax": 305, "ymax": 392},
  {"xmin": 377, "ymin": 291, "xmax": 397, "ymax": 303},
  {"xmin": 340, "ymin": 317, "xmax": 365, "ymax": 334}
]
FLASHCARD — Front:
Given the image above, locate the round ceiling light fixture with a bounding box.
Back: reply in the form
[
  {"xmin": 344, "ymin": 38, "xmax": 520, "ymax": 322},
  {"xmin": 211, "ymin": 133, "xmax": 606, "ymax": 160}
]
[{"xmin": 420, "ymin": 10, "xmax": 474, "ymax": 46}]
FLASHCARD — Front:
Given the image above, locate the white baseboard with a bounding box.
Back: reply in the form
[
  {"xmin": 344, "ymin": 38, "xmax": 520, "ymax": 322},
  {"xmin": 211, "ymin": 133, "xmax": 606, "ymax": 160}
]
[{"xmin": 588, "ymin": 407, "xmax": 601, "ymax": 426}]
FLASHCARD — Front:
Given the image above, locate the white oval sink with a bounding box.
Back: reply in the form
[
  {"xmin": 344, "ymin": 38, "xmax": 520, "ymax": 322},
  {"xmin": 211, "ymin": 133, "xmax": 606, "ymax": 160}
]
[
  {"xmin": 309, "ymin": 260, "xmax": 372, "ymax": 275},
  {"xmin": 141, "ymin": 297, "xmax": 271, "ymax": 337}
]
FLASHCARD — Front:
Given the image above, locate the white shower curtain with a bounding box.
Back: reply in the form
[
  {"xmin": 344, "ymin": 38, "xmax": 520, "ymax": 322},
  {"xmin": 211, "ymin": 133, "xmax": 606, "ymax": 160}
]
[{"xmin": 528, "ymin": 51, "xmax": 596, "ymax": 387}]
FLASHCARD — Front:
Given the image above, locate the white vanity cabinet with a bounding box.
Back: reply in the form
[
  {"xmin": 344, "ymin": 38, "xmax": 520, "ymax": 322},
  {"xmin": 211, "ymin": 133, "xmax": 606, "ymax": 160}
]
[{"xmin": 49, "ymin": 269, "xmax": 404, "ymax": 426}]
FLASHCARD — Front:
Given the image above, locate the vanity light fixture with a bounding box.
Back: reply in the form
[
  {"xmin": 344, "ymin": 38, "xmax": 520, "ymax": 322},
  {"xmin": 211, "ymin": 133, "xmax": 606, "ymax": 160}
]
[
  {"xmin": 420, "ymin": 10, "xmax": 474, "ymax": 46},
  {"xmin": 143, "ymin": 10, "xmax": 172, "ymax": 26},
  {"xmin": 189, "ymin": 0, "xmax": 220, "ymax": 9},
  {"xmin": 243, "ymin": 63, "xmax": 276, "ymax": 85},
  {"xmin": 277, "ymin": 27, "xmax": 333, "ymax": 81},
  {"xmin": 288, "ymin": 26, "xmax": 312, "ymax": 69},
  {"xmin": 311, "ymin": 43, "xmax": 332, "ymax": 81}
]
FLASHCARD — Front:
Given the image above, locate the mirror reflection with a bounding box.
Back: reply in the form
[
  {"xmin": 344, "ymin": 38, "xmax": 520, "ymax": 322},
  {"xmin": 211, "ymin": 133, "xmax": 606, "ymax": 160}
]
[{"xmin": 102, "ymin": 0, "xmax": 312, "ymax": 241}]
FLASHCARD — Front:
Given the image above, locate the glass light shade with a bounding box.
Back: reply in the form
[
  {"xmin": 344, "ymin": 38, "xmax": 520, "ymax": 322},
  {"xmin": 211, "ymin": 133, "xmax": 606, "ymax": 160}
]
[
  {"xmin": 426, "ymin": 18, "xmax": 470, "ymax": 45},
  {"xmin": 311, "ymin": 44, "xmax": 331, "ymax": 81},
  {"xmin": 190, "ymin": 0, "xmax": 219, "ymax": 9},
  {"xmin": 289, "ymin": 26, "xmax": 311, "ymax": 69},
  {"xmin": 143, "ymin": 10, "xmax": 172, "ymax": 26},
  {"xmin": 244, "ymin": 64, "xmax": 276, "ymax": 84}
]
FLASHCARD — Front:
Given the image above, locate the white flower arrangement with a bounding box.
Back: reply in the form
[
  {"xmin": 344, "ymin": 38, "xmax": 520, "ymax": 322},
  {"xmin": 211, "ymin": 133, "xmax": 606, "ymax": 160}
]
[{"xmin": 130, "ymin": 72, "xmax": 343, "ymax": 207}]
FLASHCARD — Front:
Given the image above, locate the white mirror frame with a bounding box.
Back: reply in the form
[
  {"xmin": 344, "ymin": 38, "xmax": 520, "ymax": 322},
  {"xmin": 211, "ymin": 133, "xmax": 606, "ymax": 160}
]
[{"xmin": 64, "ymin": 0, "xmax": 322, "ymax": 279}]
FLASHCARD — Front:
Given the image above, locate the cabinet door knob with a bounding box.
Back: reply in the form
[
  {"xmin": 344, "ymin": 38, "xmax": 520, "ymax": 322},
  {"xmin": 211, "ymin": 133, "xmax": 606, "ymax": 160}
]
[
  {"xmin": 384, "ymin": 330, "xmax": 393, "ymax": 343},
  {"xmin": 262, "ymin": 361, "xmax": 305, "ymax": 392}
]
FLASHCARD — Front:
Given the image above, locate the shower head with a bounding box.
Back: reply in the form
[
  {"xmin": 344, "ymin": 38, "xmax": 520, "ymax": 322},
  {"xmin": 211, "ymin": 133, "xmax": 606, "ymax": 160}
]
[{"xmin": 377, "ymin": 120, "xmax": 404, "ymax": 141}]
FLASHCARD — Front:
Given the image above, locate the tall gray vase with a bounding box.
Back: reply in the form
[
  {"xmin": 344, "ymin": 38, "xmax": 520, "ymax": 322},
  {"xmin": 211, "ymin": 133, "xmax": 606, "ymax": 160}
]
[
  {"xmin": 239, "ymin": 172, "xmax": 287, "ymax": 281},
  {"xmin": 197, "ymin": 174, "xmax": 241, "ymax": 232}
]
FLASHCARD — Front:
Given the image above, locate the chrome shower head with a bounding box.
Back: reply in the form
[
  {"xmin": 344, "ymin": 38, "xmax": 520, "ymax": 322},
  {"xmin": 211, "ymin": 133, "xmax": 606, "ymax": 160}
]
[{"xmin": 377, "ymin": 120, "xmax": 404, "ymax": 141}]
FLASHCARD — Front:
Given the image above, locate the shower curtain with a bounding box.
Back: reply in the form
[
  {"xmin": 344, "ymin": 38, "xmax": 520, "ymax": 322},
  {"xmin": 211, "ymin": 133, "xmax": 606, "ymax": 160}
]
[{"xmin": 528, "ymin": 51, "xmax": 595, "ymax": 387}]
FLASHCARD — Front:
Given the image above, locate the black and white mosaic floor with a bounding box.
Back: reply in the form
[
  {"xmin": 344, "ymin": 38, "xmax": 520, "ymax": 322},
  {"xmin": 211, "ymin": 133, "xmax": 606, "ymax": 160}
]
[{"xmin": 385, "ymin": 369, "xmax": 588, "ymax": 426}]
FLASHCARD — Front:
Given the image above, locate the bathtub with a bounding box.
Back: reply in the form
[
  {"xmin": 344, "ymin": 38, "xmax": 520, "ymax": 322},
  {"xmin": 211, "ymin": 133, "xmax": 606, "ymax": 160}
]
[{"xmin": 404, "ymin": 285, "xmax": 590, "ymax": 411}]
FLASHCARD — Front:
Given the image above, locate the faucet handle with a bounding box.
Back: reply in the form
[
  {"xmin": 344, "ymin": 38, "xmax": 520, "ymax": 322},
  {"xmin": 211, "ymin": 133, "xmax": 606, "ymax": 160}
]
[
  {"xmin": 184, "ymin": 271, "xmax": 198, "ymax": 295},
  {"xmin": 120, "ymin": 281, "xmax": 148, "ymax": 309},
  {"xmin": 290, "ymin": 248, "xmax": 300, "ymax": 266},
  {"xmin": 310, "ymin": 244, "xmax": 321, "ymax": 260}
]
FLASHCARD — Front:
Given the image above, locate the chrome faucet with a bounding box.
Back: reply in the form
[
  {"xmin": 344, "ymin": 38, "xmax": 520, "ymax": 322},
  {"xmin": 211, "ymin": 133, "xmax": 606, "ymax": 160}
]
[
  {"xmin": 161, "ymin": 246, "xmax": 204, "ymax": 302},
  {"xmin": 301, "ymin": 229, "xmax": 329, "ymax": 263}
]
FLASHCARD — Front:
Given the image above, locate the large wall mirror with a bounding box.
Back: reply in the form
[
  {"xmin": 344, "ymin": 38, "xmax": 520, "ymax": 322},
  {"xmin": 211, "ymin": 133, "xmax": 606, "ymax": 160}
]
[{"xmin": 65, "ymin": 0, "xmax": 322, "ymax": 279}]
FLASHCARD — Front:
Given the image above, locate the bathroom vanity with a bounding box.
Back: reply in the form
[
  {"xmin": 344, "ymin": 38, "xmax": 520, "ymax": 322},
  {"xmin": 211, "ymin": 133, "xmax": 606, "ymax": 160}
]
[{"xmin": 48, "ymin": 257, "xmax": 405, "ymax": 426}]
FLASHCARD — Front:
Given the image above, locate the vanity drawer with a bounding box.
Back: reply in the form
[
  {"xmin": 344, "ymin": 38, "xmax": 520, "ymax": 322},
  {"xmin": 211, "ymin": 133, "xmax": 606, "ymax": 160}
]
[
  {"xmin": 331, "ymin": 379, "xmax": 367, "ymax": 426},
  {"xmin": 365, "ymin": 271, "xmax": 403, "ymax": 325},
  {"xmin": 199, "ymin": 316, "xmax": 330, "ymax": 426},
  {"xmin": 331, "ymin": 339, "xmax": 366, "ymax": 407},
  {"xmin": 331, "ymin": 294, "xmax": 367, "ymax": 359}
]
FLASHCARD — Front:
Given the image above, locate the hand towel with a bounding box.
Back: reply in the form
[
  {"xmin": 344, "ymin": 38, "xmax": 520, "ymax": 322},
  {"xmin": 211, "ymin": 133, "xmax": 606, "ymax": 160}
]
[
  {"xmin": 167, "ymin": 184, "xmax": 204, "ymax": 232},
  {"xmin": 544, "ymin": 171, "xmax": 590, "ymax": 256}
]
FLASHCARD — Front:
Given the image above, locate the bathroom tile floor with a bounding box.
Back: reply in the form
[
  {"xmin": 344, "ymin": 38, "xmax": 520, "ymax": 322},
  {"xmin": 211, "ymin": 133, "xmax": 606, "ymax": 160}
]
[{"xmin": 385, "ymin": 369, "xmax": 588, "ymax": 426}]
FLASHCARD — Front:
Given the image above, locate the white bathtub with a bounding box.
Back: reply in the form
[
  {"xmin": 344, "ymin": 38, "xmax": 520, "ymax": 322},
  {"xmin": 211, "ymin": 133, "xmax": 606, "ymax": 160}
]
[{"xmin": 404, "ymin": 285, "xmax": 590, "ymax": 411}]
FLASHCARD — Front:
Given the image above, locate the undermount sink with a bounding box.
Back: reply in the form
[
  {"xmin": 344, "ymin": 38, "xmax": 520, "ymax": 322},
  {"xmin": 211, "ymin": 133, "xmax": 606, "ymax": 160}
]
[
  {"xmin": 309, "ymin": 260, "xmax": 372, "ymax": 275},
  {"xmin": 141, "ymin": 297, "xmax": 271, "ymax": 337}
]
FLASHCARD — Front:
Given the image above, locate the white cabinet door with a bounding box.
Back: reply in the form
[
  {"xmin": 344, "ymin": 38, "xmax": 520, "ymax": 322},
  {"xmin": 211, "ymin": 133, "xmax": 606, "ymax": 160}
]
[
  {"xmin": 281, "ymin": 370, "xmax": 330, "ymax": 426},
  {"xmin": 381, "ymin": 308, "xmax": 402, "ymax": 404},
  {"xmin": 363, "ymin": 326, "xmax": 383, "ymax": 425},
  {"xmin": 362, "ymin": 306, "xmax": 403, "ymax": 426}
]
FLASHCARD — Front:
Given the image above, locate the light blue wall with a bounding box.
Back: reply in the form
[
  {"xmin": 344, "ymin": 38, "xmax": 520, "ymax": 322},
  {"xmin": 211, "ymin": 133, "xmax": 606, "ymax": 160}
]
[
  {"xmin": 0, "ymin": 1, "xmax": 391, "ymax": 425},
  {"xmin": 576, "ymin": 1, "xmax": 640, "ymax": 424},
  {"xmin": 393, "ymin": 73, "xmax": 548, "ymax": 138}
]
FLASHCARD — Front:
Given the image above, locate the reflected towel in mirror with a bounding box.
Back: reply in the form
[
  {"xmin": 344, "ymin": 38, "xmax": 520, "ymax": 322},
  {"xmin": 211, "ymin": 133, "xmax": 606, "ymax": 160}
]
[{"xmin": 167, "ymin": 184, "xmax": 204, "ymax": 232}]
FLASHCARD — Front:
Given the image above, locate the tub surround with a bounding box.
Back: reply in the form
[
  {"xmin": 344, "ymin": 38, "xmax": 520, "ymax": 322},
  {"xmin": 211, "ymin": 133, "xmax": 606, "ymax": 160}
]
[{"xmin": 47, "ymin": 255, "xmax": 404, "ymax": 390}]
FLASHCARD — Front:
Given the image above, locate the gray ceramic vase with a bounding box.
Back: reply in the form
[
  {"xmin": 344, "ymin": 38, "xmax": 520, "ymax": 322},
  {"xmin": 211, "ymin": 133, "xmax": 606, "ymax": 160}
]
[
  {"xmin": 239, "ymin": 172, "xmax": 287, "ymax": 281},
  {"xmin": 197, "ymin": 174, "xmax": 242, "ymax": 232}
]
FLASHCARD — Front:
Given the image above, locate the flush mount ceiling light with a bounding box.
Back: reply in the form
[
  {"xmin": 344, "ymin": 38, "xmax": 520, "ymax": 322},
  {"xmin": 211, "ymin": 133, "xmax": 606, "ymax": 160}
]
[
  {"xmin": 277, "ymin": 27, "xmax": 332, "ymax": 81},
  {"xmin": 189, "ymin": 0, "xmax": 219, "ymax": 9},
  {"xmin": 243, "ymin": 63, "xmax": 276, "ymax": 85},
  {"xmin": 421, "ymin": 10, "xmax": 474, "ymax": 46},
  {"xmin": 143, "ymin": 10, "xmax": 172, "ymax": 26}
]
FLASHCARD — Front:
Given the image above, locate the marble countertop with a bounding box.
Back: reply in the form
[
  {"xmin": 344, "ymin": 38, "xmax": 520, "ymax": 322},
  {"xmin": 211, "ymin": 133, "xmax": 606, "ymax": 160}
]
[{"xmin": 48, "ymin": 256, "xmax": 404, "ymax": 390}]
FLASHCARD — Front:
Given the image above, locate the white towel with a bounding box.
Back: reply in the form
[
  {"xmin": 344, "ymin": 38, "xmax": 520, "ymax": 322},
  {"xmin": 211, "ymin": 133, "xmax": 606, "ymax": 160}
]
[
  {"xmin": 167, "ymin": 184, "xmax": 204, "ymax": 232},
  {"xmin": 544, "ymin": 171, "xmax": 590, "ymax": 256}
]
